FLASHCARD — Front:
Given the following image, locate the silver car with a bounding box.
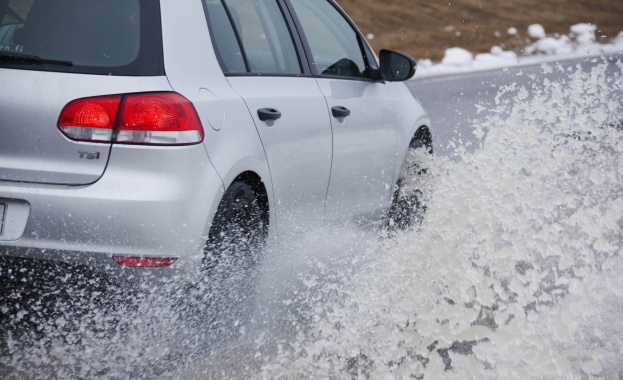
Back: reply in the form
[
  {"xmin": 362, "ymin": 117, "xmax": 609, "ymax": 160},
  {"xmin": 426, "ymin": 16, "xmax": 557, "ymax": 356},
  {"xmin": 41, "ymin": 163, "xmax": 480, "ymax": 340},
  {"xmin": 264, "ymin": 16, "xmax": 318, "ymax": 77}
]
[{"xmin": 0, "ymin": 0, "xmax": 431, "ymax": 286}]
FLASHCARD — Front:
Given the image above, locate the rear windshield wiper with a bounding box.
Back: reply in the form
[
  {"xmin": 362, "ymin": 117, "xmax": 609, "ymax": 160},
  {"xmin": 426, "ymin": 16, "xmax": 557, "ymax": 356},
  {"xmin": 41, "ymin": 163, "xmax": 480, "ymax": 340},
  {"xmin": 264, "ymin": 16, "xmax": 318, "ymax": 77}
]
[{"xmin": 0, "ymin": 51, "xmax": 73, "ymax": 67}]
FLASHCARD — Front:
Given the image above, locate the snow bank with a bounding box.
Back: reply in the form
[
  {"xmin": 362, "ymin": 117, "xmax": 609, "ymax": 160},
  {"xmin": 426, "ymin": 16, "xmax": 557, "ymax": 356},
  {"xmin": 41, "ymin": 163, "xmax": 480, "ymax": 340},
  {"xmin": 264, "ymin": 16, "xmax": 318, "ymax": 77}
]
[{"xmin": 417, "ymin": 23, "xmax": 623, "ymax": 78}]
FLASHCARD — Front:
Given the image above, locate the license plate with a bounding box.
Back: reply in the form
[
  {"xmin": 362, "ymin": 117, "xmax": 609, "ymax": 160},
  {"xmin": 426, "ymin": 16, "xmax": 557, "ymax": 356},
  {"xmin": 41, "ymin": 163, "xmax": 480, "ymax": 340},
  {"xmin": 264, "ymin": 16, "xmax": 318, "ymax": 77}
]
[{"xmin": 0, "ymin": 203, "xmax": 5, "ymax": 235}]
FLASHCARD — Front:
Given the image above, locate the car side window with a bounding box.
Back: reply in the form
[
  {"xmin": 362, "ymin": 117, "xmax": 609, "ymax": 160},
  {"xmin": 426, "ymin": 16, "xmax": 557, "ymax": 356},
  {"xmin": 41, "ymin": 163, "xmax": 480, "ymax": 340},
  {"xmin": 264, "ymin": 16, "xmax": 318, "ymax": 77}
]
[
  {"xmin": 203, "ymin": 0, "xmax": 247, "ymax": 73},
  {"xmin": 204, "ymin": 0, "xmax": 301, "ymax": 75},
  {"xmin": 288, "ymin": 0, "xmax": 368, "ymax": 79}
]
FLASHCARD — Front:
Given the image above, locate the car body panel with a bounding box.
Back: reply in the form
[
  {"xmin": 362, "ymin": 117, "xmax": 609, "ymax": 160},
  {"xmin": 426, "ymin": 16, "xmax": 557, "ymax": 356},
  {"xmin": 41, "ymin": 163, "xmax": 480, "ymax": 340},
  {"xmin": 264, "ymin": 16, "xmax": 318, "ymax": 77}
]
[
  {"xmin": 227, "ymin": 76, "xmax": 333, "ymax": 234},
  {"xmin": 0, "ymin": 69, "xmax": 172, "ymax": 185},
  {"xmin": 0, "ymin": 143, "xmax": 223, "ymax": 279},
  {"xmin": 386, "ymin": 81, "xmax": 432, "ymax": 189},
  {"xmin": 159, "ymin": 0, "xmax": 276, "ymax": 235},
  {"xmin": 318, "ymin": 78, "xmax": 398, "ymax": 225}
]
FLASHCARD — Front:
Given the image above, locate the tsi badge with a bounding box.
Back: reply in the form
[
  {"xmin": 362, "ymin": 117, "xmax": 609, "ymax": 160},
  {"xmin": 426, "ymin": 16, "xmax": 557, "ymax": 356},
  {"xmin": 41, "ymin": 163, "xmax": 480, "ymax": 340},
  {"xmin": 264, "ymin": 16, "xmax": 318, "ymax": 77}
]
[{"xmin": 78, "ymin": 151, "xmax": 100, "ymax": 160}]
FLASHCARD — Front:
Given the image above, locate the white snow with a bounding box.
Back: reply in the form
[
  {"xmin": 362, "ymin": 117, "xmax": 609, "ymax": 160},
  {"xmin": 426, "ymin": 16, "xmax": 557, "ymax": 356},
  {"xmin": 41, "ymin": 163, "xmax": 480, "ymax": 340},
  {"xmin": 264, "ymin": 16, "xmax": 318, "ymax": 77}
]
[
  {"xmin": 417, "ymin": 23, "xmax": 623, "ymax": 78},
  {"xmin": 528, "ymin": 23, "xmax": 546, "ymax": 39},
  {"xmin": 602, "ymin": 31, "xmax": 623, "ymax": 54},
  {"xmin": 525, "ymin": 35, "xmax": 573, "ymax": 55},
  {"xmin": 441, "ymin": 47, "xmax": 473, "ymax": 66},
  {"xmin": 570, "ymin": 23, "xmax": 596, "ymax": 45}
]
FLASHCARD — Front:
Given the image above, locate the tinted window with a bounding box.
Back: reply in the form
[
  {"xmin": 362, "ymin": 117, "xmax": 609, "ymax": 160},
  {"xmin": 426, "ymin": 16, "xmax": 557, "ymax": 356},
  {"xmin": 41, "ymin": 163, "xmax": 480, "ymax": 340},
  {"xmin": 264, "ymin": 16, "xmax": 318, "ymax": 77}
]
[
  {"xmin": 0, "ymin": 0, "xmax": 163, "ymax": 76},
  {"xmin": 203, "ymin": 0, "xmax": 246, "ymax": 73},
  {"xmin": 289, "ymin": 0, "xmax": 367, "ymax": 78},
  {"xmin": 206, "ymin": 0, "xmax": 301, "ymax": 75}
]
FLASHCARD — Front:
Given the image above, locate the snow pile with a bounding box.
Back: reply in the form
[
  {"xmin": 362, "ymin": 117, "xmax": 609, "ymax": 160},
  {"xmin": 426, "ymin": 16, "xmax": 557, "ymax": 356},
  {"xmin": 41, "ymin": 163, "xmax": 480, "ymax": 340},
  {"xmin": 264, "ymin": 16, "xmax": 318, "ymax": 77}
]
[
  {"xmin": 417, "ymin": 23, "xmax": 623, "ymax": 77},
  {"xmin": 571, "ymin": 23, "xmax": 597, "ymax": 45},
  {"xmin": 440, "ymin": 47, "xmax": 473, "ymax": 66},
  {"xmin": 527, "ymin": 23, "xmax": 546, "ymax": 39},
  {"xmin": 525, "ymin": 23, "xmax": 598, "ymax": 56}
]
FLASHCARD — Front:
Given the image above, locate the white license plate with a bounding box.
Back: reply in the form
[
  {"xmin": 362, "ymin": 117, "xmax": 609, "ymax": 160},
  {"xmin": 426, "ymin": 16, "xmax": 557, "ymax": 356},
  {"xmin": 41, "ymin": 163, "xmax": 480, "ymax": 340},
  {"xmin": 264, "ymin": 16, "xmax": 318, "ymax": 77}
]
[{"xmin": 0, "ymin": 203, "xmax": 5, "ymax": 235}]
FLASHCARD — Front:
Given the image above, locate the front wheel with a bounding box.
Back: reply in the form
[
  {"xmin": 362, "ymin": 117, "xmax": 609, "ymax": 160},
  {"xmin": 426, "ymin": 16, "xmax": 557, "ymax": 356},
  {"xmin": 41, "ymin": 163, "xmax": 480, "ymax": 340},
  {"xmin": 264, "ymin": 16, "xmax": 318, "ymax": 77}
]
[{"xmin": 389, "ymin": 139, "xmax": 432, "ymax": 230}]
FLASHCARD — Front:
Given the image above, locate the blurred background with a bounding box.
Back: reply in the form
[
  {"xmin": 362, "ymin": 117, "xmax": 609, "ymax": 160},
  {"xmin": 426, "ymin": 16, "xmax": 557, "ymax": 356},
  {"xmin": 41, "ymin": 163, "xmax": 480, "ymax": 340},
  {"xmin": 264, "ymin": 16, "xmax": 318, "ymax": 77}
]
[{"xmin": 339, "ymin": 0, "xmax": 623, "ymax": 60}]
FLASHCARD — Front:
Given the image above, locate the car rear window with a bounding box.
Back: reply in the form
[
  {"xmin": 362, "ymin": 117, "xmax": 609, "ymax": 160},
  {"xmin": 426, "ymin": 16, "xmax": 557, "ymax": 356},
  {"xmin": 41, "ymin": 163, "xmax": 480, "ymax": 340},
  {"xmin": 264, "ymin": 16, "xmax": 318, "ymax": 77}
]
[{"xmin": 0, "ymin": 0, "xmax": 163, "ymax": 76}]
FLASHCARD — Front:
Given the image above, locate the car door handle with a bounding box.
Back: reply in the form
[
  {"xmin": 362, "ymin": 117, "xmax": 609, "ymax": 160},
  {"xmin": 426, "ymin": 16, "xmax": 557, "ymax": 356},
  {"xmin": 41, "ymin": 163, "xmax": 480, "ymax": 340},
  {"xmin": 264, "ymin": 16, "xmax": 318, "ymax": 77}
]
[
  {"xmin": 257, "ymin": 108, "xmax": 282, "ymax": 121},
  {"xmin": 331, "ymin": 106, "xmax": 351, "ymax": 118}
]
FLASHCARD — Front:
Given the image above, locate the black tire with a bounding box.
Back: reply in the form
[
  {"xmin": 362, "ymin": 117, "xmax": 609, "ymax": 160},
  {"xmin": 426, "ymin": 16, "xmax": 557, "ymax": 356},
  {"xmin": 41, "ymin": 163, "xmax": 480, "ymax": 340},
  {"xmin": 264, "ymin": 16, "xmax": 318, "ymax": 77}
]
[
  {"xmin": 389, "ymin": 139, "xmax": 431, "ymax": 230},
  {"xmin": 201, "ymin": 181, "xmax": 268, "ymax": 332}
]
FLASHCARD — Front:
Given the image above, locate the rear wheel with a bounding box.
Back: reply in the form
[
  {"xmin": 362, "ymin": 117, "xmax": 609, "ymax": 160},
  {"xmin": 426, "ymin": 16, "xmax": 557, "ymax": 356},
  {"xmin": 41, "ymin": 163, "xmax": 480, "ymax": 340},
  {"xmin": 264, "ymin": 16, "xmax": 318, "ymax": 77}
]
[
  {"xmin": 389, "ymin": 139, "xmax": 432, "ymax": 230},
  {"xmin": 201, "ymin": 181, "xmax": 268, "ymax": 334}
]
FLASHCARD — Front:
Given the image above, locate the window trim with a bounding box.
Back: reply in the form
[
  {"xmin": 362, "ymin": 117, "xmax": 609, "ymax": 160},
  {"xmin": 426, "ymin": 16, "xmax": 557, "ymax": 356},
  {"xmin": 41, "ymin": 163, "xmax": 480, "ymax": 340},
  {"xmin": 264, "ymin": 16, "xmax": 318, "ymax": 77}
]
[{"xmin": 225, "ymin": 71, "xmax": 314, "ymax": 78}]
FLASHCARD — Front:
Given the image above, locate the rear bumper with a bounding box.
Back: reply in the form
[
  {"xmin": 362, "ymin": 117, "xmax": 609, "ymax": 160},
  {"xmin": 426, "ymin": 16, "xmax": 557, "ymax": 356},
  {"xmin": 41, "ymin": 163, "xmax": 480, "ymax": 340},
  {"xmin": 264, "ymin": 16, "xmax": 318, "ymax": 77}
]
[{"xmin": 0, "ymin": 143, "xmax": 224, "ymax": 283}]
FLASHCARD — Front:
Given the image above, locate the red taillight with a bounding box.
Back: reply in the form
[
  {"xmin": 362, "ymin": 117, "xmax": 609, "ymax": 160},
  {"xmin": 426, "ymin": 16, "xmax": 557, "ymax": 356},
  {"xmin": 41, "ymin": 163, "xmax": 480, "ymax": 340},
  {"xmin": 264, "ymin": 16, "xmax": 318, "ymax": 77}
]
[
  {"xmin": 116, "ymin": 93, "xmax": 204, "ymax": 145},
  {"xmin": 112, "ymin": 256, "xmax": 178, "ymax": 268},
  {"xmin": 58, "ymin": 92, "xmax": 204, "ymax": 145},
  {"xmin": 58, "ymin": 96, "xmax": 121, "ymax": 142}
]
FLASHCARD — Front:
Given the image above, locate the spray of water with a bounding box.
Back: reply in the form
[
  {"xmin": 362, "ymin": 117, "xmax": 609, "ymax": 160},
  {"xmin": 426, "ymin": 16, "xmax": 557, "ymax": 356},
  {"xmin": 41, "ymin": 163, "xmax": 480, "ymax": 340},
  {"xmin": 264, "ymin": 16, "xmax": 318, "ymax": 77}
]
[
  {"xmin": 257, "ymin": 59, "xmax": 623, "ymax": 379},
  {"xmin": 1, "ymin": 59, "xmax": 622, "ymax": 379}
]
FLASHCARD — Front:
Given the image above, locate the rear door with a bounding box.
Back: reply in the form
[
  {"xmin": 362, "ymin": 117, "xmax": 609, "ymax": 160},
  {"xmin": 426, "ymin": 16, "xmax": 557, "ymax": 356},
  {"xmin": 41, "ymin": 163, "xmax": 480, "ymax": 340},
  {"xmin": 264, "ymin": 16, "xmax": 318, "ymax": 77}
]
[
  {"xmin": 0, "ymin": 0, "xmax": 167, "ymax": 185},
  {"xmin": 203, "ymin": 0, "xmax": 332, "ymax": 233},
  {"xmin": 287, "ymin": 0, "xmax": 398, "ymax": 225}
]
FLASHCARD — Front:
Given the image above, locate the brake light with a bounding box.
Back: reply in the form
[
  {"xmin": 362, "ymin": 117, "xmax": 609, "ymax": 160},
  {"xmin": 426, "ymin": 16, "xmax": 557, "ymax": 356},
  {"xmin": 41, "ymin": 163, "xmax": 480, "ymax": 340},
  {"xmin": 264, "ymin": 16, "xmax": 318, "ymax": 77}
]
[
  {"xmin": 117, "ymin": 93, "xmax": 204, "ymax": 144},
  {"xmin": 58, "ymin": 96, "xmax": 121, "ymax": 142},
  {"xmin": 112, "ymin": 256, "xmax": 178, "ymax": 268},
  {"xmin": 58, "ymin": 93, "xmax": 204, "ymax": 145}
]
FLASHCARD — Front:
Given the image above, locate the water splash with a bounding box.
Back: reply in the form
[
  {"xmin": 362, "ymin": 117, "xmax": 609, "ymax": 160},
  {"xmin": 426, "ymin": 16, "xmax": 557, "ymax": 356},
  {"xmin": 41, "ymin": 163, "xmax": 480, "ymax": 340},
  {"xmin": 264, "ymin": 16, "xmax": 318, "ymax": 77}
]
[{"xmin": 258, "ymin": 59, "xmax": 623, "ymax": 378}]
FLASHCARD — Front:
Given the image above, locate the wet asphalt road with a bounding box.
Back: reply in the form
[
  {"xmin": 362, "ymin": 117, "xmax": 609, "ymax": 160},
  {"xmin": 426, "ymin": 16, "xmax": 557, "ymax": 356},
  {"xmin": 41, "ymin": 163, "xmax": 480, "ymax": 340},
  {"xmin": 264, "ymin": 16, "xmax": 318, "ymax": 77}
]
[{"xmin": 408, "ymin": 53, "xmax": 623, "ymax": 157}]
